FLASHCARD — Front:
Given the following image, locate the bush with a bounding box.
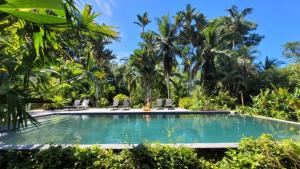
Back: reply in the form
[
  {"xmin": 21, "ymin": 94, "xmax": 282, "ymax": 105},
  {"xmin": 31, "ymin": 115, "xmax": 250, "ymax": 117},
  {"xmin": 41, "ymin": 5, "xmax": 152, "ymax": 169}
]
[
  {"xmin": 186, "ymin": 87, "xmax": 237, "ymax": 111},
  {"xmin": 211, "ymin": 90, "xmax": 237, "ymax": 109},
  {"xmin": 113, "ymin": 94, "xmax": 129, "ymax": 102},
  {"xmin": 178, "ymin": 97, "xmax": 195, "ymax": 109},
  {"xmin": 130, "ymin": 144, "xmax": 200, "ymax": 169},
  {"xmin": 216, "ymin": 135, "xmax": 300, "ymax": 168},
  {"xmin": 1, "ymin": 136, "xmax": 299, "ymax": 169},
  {"xmin": 99, "ymin": 98, "xmax": 109, "ymax": 107},
  {"xmin": 245, "ymin": 87, "xmax": 300, "ymax": 121}
]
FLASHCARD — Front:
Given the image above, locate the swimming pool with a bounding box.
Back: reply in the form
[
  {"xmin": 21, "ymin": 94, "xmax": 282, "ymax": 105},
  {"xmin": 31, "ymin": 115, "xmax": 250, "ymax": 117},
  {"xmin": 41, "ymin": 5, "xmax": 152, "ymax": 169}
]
[{"xmin": 1, "ymin": 114, "xmax": 299, "ymax": 145}]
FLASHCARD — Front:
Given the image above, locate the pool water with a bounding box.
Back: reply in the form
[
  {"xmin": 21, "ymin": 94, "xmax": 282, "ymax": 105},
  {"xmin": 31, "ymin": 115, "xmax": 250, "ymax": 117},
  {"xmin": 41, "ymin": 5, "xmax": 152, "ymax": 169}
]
[{"xmin": 1, "ymin": 114, "xmax": 299, "ymax": 144}]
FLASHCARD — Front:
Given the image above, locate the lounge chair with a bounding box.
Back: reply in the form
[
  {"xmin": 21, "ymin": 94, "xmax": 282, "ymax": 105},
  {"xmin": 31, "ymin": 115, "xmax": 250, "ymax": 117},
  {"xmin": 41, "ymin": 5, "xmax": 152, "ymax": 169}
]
[
  {"xmin": 111, "ymin": 99, "xmax": 119, "ymax": 110},
  {"xmin": 165, "ymin": 99, "xmax": 175, "ymax": 110},
  {"xmin": 122, "ymin": 99, "xmax": 130, "ymax": 110},
  {"xmin": 154, "ymin": 99, "xmax": 164, "ymax": 110},
  {"xmin": 65, "ymin": 99, "xmax": 81, "ymax": 111},
  {"xmin": 79, "ymin": 99, "xmax": 90, "ymax": 110}
]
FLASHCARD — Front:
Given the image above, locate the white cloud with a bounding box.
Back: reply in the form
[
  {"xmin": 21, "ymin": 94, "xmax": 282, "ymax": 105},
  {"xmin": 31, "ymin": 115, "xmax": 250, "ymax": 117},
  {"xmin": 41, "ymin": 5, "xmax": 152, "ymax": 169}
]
[{"xmin": 94, "ymin": 0, "xmax": 116, "ymax": 16}]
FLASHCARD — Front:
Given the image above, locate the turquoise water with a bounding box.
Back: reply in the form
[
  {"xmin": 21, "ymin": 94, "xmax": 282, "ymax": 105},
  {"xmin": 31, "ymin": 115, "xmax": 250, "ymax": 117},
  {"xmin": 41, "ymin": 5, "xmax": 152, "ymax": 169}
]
[{"xmin": 1, "ymin": 114, "xmax": 299, "ymax": 144}]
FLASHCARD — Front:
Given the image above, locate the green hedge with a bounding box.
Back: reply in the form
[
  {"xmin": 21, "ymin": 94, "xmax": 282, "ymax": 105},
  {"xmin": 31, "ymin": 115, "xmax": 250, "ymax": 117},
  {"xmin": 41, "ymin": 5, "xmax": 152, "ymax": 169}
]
[{"xmin": 1, "ymin": 135, "xmax": 299, "ymax": 169}]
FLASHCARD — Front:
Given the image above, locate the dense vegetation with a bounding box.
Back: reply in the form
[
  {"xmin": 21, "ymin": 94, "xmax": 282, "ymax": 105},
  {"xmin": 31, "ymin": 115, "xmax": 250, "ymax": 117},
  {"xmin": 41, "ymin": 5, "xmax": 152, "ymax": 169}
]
[
  {"xmin": 0, "ymin": 135, "xmax": 299, "ymax": 169},
  {"xmin": 0, "ymin": 1, "xmax": 299, "ymax": 168},
  {"xmin": 0, "ymin": 1, "xmax": 299, "ymax": 130}
]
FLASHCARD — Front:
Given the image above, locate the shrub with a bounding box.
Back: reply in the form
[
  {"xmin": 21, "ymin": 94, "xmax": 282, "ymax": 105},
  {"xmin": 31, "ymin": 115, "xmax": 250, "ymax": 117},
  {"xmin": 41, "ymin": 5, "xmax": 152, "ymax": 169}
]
[
  {"xmin": 178, "ymin": 97, "xmax": 195, "ymax": 109},
  {"xmin": 216, "ymin": 135, "xmax": 300, "ymax": 169},
  {"xmin": 113, "ymin": 94, "xmax": 129, "ymax": 102},
  {"xmin": 0, "ymin": 136, "xmax": 299, "ymax": 169},
  {"xmin": 129, "ymin": 144, "xmax": 200, "ymax": 169},
  {"xmin": 187, "ymin": 87, "xmax": 237, "ymax": 111},
  {"xmin": 99, "ymin": 98, "xmax": 109, "ymax": 107},
  {"xmin": 211, "ymin": 90, "xmax": 237, "ymax": 109},
  {"xmin": 246, "ymin": 87, "xmax": 300, "ymax": 121}
]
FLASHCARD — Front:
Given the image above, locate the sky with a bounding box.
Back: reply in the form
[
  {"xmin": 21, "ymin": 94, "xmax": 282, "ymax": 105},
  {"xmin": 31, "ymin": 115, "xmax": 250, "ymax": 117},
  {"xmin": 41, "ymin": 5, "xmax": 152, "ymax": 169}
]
[{"xmin": 80, "ymin": 0, "xmax": 300, "ymax": 64}]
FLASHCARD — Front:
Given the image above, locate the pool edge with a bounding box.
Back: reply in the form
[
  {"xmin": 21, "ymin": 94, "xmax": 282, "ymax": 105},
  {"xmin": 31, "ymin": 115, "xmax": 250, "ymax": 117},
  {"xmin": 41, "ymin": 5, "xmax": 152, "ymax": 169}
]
[
  {"xmin": 242, "ymin": 114, "xmax": 300, "ymax": 126},
  {"xmin": 0, "ymin": 143, "xmax": 238, "ymax": 150}
]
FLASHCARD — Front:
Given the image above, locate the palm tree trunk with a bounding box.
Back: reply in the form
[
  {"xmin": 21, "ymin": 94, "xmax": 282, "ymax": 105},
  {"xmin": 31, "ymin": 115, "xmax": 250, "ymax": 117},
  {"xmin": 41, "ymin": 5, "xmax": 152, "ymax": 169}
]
[
  {"xmin": 188, "ymin": 70, "xmax": 192, "ymax": 96},
  {"xmin": 95, "ymin": 83, "xmax": 99, "ymax": 108},
  {"xmin": 166, "ymin": 73, "xmax": 170, "ymax": 99}
]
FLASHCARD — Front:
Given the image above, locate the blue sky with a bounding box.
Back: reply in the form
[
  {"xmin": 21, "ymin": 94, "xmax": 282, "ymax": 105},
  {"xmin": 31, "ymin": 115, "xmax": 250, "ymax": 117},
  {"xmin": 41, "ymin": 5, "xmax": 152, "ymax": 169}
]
[{"xmin": 80, "ymin": 0, "xmax": 300, "ymax": 64}]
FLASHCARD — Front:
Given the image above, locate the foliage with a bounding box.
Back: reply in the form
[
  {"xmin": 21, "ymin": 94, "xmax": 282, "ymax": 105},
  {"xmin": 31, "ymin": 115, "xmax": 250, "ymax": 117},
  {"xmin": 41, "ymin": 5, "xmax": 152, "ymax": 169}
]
[
  {"xmin": 129, "ymin": 144, "xmax": 200, "ymax": 169},
  {"xmin": 1, "ymin": 1, "xmax": 300, "ymax": 130},
  {"xmin": 113, "ymin": 93, "xmax": 129, "ymax": 102},
  {"xmin": 0, "ymin": 0, "xmax": 68, "ymax": 25},
  {"xmin": 178, "ymin": 97, "xmax": 195, "ymax": 109},
  {"xmin": 1, "ymin": 135, "xmax": 299, "ymax": 169},
  {"xmin": 242, "ymin": 88, "xmax": 300, "ymax": 122},
  {"xmin": 185, "ymin": 86, "xmax": 237, "ymax": 111},
  {"xmin": 99, "ymin": 98, "xmax": 109, "ymax": 107},
  {"xmin": 259, "ymin": 63, "xmax": 300, "ymax": 91},
  {"xmin": 283, "ymin": 41, "xmax": 300, "ymax": 62},
  {"xmin": 0, "ymin": 0, "xmax": 119, "ymax": 130},
  {"xmin": 216, "ymin": 135, "xmax": 300, "ymax": 169}
]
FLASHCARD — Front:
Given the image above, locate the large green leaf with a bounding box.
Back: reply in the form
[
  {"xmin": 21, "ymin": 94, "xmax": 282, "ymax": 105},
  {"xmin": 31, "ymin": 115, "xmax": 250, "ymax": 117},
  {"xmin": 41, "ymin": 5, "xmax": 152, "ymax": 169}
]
[
  {"xmin": 1, "ymin": 0, "xmax": 64, "ymax": 10},
  {"xmin": 0, "ymin": 0, "xmax": 67, "ymax": 24}
]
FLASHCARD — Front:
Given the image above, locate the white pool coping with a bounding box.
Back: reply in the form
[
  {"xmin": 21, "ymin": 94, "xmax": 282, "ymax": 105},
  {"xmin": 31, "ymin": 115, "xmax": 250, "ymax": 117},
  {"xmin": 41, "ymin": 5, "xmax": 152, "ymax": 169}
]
[
  {"xmin": 29, "ymin": 108, "xmax": 231, "ymax": 117},
  {"xmin": 0, "ymin": 143, "xmax": 238, "ymax": 150},
  {"xmin": 242, "ymin": 114, "xmax": 300, "ymax": 126}
]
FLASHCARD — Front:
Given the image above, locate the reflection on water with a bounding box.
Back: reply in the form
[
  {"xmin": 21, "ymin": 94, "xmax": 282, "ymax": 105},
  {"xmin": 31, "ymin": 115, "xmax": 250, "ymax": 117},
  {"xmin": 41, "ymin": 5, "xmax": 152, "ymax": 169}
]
[{"xmin": 1, "ymin": 114, "xmax": 299, "ymax": 144}]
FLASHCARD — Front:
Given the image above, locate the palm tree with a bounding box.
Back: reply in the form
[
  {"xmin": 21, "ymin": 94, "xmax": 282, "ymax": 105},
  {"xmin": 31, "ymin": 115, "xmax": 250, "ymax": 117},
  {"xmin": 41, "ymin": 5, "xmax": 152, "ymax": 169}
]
[
  {"xmin": 191, "ymin": 21, "xmax": 231, "ymax": 93},
  {"xmin": 175, "ymin": 4, "xmax": 207, "ymax": 95},
  {"xmin": 261, "ymin": 56, "xmax": 282, "ymax": 71},
  {"xmin": 155, "ymin": 15, "xmax": 178, "ymax": 99},
  {"xmin": 226, "ymin": 5, "xmax": 253, "ymax": 51},
  {"xmin": 134, "ymin": 12, "xmax": 151, "ymax": 33}
]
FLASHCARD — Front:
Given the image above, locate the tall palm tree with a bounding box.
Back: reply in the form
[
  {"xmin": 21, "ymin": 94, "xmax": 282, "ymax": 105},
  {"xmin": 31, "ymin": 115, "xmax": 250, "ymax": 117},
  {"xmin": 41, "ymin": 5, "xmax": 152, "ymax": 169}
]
[
  {"xmin": 261, "ymin": 56, "xmax": 282, "ymax": 71},
  {"xmin": 226, "ymin": 5, "xmax": 253, "ymax": 51},
  {"xmin": 191, "ymin": 22, "xmax": 230, "ymax": 93},
  {"xmin": 134, "ymin": 12, "xmax": 151, "ymax": 33},
  {"xmin": 129, "ymin": 49, "xmax": 156, "ymax": 99},
  {"xmin": 175, "ymin": 4, "xmax": 207, "ymax": 95},
  {"xmin": 155, "ymin": 15, "xmax": 178, "ymax": 99}
]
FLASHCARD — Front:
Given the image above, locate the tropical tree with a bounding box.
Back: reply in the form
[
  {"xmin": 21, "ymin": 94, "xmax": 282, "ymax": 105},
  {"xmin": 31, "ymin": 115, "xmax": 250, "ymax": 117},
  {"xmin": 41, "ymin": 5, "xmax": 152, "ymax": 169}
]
[
  {"xmin": 283, "ymin": 41, "xmax": 300, "ymax": 62},
  {"xmin": 155, "ymin": 15, "xmax": 178, "ymax": 98},
  {"xmin": 260, "ymin": 56, "xmax": 282, "ymax": 71},
  {"xmin": 134, "ymin": 12, "xmax": 151, "ymax": 33},
  {"xmin": 223, "ymin": 5, "xmax": 263, "ymax": 52},
  {"xmin": 0, "ymin": 0, "xmax": 72, "ymax": 130},
  {"xmin": 0, "ymin": 0, "xmax": 118, "ymax": 130},
  {"xmin": 175, "ymin": 4, "xmax": 206, "ymax": 95}
]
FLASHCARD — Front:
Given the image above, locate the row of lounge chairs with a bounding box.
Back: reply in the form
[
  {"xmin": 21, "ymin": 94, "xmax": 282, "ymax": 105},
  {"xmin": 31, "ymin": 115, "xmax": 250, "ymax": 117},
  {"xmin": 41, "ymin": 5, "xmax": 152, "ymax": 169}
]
[
  {"xmin": 153, "ymin": 99, "xmax": 174, "ymax": 110},
  {"xmin": 64, "ymin": 98, "xmax": 175, "ymax": 111},
  {"xmin": 111, "ymin": 98, "xmax": 175, "ymax": 110},
  {"xmin": 111, "ymin": 99, "xmax": 130, "ymax": 110},
  {"xmin": 65, "ymin": 99, "xmax": 90, "ymax": 111}
]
